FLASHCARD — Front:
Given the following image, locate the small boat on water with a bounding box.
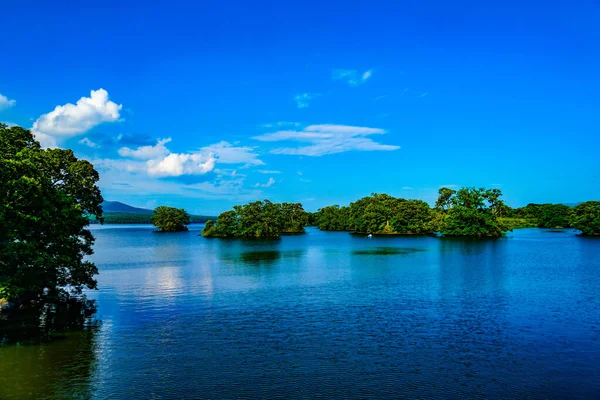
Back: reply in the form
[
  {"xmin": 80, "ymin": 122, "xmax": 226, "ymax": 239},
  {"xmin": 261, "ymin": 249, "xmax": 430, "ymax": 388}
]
[{"xmin": 367, "ymin": 234, "xmax": 373, "ymax": 238}]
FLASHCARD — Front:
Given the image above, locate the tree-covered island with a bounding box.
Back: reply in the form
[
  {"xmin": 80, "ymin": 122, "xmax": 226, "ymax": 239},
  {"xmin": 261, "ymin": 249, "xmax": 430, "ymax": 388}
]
[
  {"xmin": 151, "ymin": 206, "xmax": 191, "ymax": 232},
  {"xmin": 202, "ymin": 200, "xmax": 308, "ymax": 238},
  {"xmin": 203, "ymin": 187, "xmax": 600, "ymax": 239}
]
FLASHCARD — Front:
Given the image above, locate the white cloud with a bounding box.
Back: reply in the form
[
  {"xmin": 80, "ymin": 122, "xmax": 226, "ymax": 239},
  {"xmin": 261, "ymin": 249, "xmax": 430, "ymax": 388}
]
[
  {"xmin": 201, "ymin": 141, "xmax": 264, "ymax": 166},
  {"xmin": 35, "ymin": 132, "xmax": 58, "ymax": 148},
  {"xmin": 147, "ymin": 152, "xmax": 216, "ymax": 177},
  {"xmin": 257, "ymin": 170, "xmax": 281, "ymax": 174},
  {"xmin": 31, "ymin": 89, "xmax": 122, "ymax": 147},
  {"xmin": 253, "ymin": 124, "xmax": 399, "ymax": 156},
  {"xmin": 92, "ymin": 156, "xmax": 263, "ymax": 201},
  {"xmin": 332, "ymin": 69, "xmax": 373, "ymax": 86},
  {"xmin": 418, "ymin": 92, "xmax": 429, "ymax": 98},
  {"xmin": 117, "ymin": 137, "xmax": 262, "ymax": 177},
  {"xmin": 119, "ymin": 138, "xmax": 172, "ymax": 160},
  {"xmin": 255, "ymin": 177, "xmax": 275, "ymax": 188},
  {"xmin": 0, "ymin": 94, "xmax": 16, "ymax": 110},
  {"xmin": 79, "ymin": 137, "xmax": 99, "ymax": 148},
  {"xmin": 294, "ymin": 93, "xmax": 319, "ymax": 109},
  {"xmin": 402, "ymin": 186, "xmax": 414, "ymax": 190}
]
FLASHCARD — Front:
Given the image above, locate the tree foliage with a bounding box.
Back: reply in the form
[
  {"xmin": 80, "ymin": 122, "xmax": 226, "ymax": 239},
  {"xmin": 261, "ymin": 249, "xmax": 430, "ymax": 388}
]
[
  {"xmin": 151, "ymin": 206, "xmax": 190, "ymax": 232},
  {"xmin": 315, "ymin": 205, "xmax": 351, "ymax": 231},
  {"xmin": 436, "ymin": 187, "xmax": 508, "ymax": 237},
  {"xmin": 507, "ymin": 203, "xmax": 572, "ymax": 228},
  {"xmin": 570, "ymin": 201, "xmax": 600, "ymax": 235},
  {"xmin": 203, "ymin": 200, "xmax": 308, "ymax": 238},
  {"xmin": 315, "ymin": 194, "xmax": 434, "ymax": 234},
  {"xmin": 0, "ymin": 124, "xmax": 103, "ymax": 301}
]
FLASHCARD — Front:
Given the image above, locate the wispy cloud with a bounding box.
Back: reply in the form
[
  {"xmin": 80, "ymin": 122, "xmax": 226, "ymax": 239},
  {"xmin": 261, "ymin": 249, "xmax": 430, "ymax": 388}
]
[
  {"xmin": 255, "ymin": 177, "xmax": 275, "ymax": 188},
  {"xmin": 332, "ymin": 69, "xmax": 373, "ymax": 86},
  {"xmin": 32, "ymin": 88, "xmax": 122, "ymax": 148},
  {"xmin": 257, "ymin": 170, "xmax": 281, "ymax": 174},
  {"xmin": 253, "ymin": 124, "xmax": 399, "ymax": 157},
  {"xmin": 418, "ymin": 92, "xmax": 429, "ymax": 98},
  {"xmin": 294, "ymin": 93, "xmax": 319, "ymax": 109},
  {"xmin": 260, "ymin": 122, "xmax": 301, "ymax": 129},
  {"xmin": 79, "ymin": 137, "xmax": 99, "ymax": 148},
  {"xmin": 201, "ymin": 141, "xmax": 264, "ymax": 167},
  {"xmin": 0, "ymin": 94, "xmax": 16, "ymax": 110},
  {"xmin": 402, "ymin": 186, "xmax": 414, "ymax": 190},
  {"xmin": 440, "ymin": 184, "xmax": 459, "ymax": 188}
]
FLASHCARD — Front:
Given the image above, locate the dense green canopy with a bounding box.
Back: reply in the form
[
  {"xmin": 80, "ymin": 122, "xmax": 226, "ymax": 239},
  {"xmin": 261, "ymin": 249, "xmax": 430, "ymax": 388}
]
[
  {"xmin": 0, "ymin": 124, "xmax": 103, "ymax": 301},
  {"xmin": 315, "ymin": 205, "xmax": 351, "ymax": 231},
  {"xmin": 203, "ymin": 200, "xmax": 308, "ymax": 238},
  {"xmin": 437, "ymin": 187, "xmax": 508, "ymax": 237},
  {"xmin": 570, "ymin": 201, "xmax": 600, "ymax": 235},
  {"xmin": 313, "ymin": 189, "xmax": 508, "ymax": 236},
  {"xmin": 346, "ymin": 194, "xmax": 435, "ymax": 234},
  {"xmin": 151, "ymin": 206, "xmax": 191, "ymax": 232},
  {"xmin": 509, "ymin": 203, "xmax": 572, "ymax": 228}
]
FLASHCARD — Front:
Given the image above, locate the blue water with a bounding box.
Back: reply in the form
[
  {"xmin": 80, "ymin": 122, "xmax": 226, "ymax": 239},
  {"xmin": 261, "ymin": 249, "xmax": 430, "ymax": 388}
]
[{"xmin": 1, "ymin": 226, "xmax": 599, "ymax": 399}]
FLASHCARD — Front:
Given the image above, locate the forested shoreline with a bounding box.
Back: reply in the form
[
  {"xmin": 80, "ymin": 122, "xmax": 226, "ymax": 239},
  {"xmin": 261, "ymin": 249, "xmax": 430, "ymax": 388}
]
[{"xmin": 200, "ymin": 188, "xmax": 600, "ymax": 239}]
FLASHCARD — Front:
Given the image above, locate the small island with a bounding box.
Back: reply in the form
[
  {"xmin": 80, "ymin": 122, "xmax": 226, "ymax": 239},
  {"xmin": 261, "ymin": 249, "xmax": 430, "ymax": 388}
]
[
  {"xmin": 202, "ymin": 200, "xmax": 309, "ymax": 238},
  {"xmin": 151, "ymin": 206, "xmax": 191, "ymax": 232}
]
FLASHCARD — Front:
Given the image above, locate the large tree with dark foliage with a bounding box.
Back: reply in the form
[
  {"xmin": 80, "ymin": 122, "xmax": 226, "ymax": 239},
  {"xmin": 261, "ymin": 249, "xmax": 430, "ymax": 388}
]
[{"xmin": 0, "ymin": 124, "xmax": 103, "ymax": 302}]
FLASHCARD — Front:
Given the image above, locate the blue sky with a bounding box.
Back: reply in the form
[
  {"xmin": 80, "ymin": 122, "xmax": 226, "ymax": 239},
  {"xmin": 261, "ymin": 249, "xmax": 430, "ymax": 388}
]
[{"xmin": 1, "ymin": 0, "xmax": 599, "ymax": 214}]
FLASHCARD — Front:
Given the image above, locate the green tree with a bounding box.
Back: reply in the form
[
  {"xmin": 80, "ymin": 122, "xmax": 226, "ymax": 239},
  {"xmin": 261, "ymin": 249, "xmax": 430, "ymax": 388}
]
[
  {"xmin": 538, "ymin": 204, "xmax": 571, "ymax": 228},
  {"xmin": 316, "ymin": 205, "xmax": 350, "ymax": 231},
  {"xmin": 205, "ymin": 210, "xmax": 240, "ymax": 237},
  {"xmin": 435, "ymin": 187, "xmax": 456, "ymax": 211},
  {"xmin": 0, "ymin": 124, "xmax": 103, "ymax": 302},
  {"xmin": 390, "ymin": 199, "xmax": 434, "ymax": 234},
  {"xmin": 280, "ymin": 202, "xmax": 308, "ymax": 233},
  {"xmin": 349, "ymin": 193, "xmax": 403, "ymax": 233},
  {"xmin": 235, "ymin": 200, "xmax": 283, "ymax": 238},
  {"xmin": 151, "ymin": 206, "xmax": 190, "ymax": 232},
  {"xmin": 202, "ymin": 220, "xmax": 216, "ymax": 237},
  {"xmin": 570, "ymin": 201, "xmax": 600, "ymax": 235},
  {"xmin": 438, "ymin": 187, "xmax": 508, "ymax": 237}
]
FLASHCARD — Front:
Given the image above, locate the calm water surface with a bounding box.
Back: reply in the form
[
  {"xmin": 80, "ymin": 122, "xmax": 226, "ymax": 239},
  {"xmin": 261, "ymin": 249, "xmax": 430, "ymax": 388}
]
[{"xmin": 1, "ymin": 226, "xmax": 600, "ymax": 399}]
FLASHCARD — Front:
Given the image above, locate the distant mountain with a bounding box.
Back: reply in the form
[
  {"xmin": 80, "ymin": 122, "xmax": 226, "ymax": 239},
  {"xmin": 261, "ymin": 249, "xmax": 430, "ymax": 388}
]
[
  {"xmin": 96, "ymin": 201, "xmax": 216, "ymax": 224},
  {"xmin": 101, "ymin": 201, "xmax": 152, "ymax": 214}
]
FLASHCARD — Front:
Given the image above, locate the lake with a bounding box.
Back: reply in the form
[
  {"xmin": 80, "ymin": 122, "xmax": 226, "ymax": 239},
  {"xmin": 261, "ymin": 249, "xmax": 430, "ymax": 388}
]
[{"xmin": 1, "ymin": 226, "xmax": 599, "ymax": 399}]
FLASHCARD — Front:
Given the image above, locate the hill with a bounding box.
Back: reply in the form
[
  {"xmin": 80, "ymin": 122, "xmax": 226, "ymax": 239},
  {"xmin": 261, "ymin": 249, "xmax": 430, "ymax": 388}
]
[
  {"xmin": 90, "ymin": 201, "xmax": 216, "ymax": 224},
  {"xmin": 101, "ymin": 201, "xmax": 152, "ymax": 214}
]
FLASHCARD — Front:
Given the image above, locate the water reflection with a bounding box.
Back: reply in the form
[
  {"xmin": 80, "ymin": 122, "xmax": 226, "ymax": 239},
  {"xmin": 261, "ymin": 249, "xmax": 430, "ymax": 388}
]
[
  {"xmin": 352, "ymin": 247, "xmax": 425, "ymax": 256},
  {"xmin": 0, "ymin": 296, "xmax": 99, "ymax": 400}
]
